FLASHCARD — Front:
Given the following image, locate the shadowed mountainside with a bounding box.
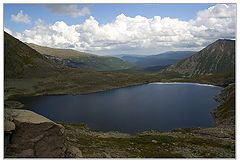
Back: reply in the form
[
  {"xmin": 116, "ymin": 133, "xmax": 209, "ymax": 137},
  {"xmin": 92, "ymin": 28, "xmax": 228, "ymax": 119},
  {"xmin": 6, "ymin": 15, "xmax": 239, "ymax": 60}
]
[{"xmin": 4, "ymin": 32, "xmax": 63, "ymax": 78}]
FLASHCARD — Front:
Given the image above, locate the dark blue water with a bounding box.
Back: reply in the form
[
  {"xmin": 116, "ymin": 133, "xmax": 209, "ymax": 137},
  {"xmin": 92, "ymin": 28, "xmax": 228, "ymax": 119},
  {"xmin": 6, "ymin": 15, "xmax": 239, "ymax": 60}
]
[{"xmin": 19, "ymin": 83, "xmax": 222, "ymax": 134}]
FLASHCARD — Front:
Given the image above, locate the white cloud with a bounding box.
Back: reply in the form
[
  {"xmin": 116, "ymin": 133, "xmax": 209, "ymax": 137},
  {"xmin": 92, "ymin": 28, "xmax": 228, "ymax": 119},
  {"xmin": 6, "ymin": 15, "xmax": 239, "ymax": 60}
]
[
  {"xmin": 11, "ymin": 10, "xmax": 31, "ymax": 24},
  {"xmin": 46, "ymin": 5, "xmax": 90, "ymax": 18},
  {"xmin": 193, "ymin": 4, "xmax": 236, "ymax": 40},
  {"xmin": 11, "ymin": 4, "xmax": 236, "ymax": 55},
  {"xmin": 15, "ymin": 21, "xmax": 80, "ymax": 48},
  {"xmin": 4, "ymin": 27, "xmax": 13, "ymax": 35}
]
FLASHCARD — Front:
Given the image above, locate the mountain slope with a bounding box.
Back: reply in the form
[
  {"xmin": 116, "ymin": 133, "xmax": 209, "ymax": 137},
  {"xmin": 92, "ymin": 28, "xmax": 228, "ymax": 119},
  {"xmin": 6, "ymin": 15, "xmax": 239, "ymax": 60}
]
[
  {"xmin": 27, "ymin": 43, "xmax": 133, "ymax": 71},
  {"xmin": 164, "ymin": 39, "xmax": 235, "ymax": 77},
  {"xmin": 121, "ymin": 51, "xmax": 195, "ymax": 69},
  {"xmin": 4, "ymin": 32, "xmax": 152, "ymax": 99},
  {"xmin": 4, "ymin": 32, "xmax": 61, "ymax": 78},
  {"xmin": 27, "ymin": 43, "xmax": 92, "ymax": 58}
]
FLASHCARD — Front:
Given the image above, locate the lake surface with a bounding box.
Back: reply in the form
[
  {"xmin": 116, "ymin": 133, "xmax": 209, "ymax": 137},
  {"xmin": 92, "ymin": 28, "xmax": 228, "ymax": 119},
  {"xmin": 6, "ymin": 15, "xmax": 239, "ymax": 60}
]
[{"xmin": 18, "ymin": 83, "xmax": 222, "ymax": 134}]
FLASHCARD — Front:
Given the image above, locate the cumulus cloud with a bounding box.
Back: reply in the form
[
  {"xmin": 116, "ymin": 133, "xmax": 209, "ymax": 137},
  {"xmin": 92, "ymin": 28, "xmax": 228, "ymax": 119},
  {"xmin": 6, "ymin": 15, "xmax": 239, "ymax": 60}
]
[
  {"xmin": 45, "ymin": 4, "xmax": 90, "ymax": 18},
  {"xmin": 15, "ymin": 21, "xmax": 80, "ymax": 48},
  {"xmin": 11, "ymin": 10, "xmax": 31, "ymax": 24},
  {"xmin": 12, "ymin": 4, "xmax": 236, "ymax": 55},
  {"xmin": 193, "ymin": 4, "xmax": 236, "ymax": 41}
]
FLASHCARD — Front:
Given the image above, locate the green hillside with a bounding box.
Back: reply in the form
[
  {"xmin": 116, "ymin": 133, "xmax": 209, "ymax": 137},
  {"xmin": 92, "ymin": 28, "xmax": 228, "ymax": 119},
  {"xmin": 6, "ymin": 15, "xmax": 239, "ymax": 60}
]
[
  {"xmin": 4, "ymin": 32, "xmax": 151, "ymax": 99},
  {"xmin": 27, "ymin": 43, "xmax": 133, "ymax": 71},
  {"xmin": 27, "ymin": 43, "xmax": 92, "ymax": 58}
]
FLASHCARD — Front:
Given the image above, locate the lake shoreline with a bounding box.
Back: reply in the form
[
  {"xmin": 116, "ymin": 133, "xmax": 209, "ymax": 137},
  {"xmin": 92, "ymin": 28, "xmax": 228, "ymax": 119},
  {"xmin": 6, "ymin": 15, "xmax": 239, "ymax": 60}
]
[
  {"xmin": 149, "ymin": 82, "xmax": 222, "ymax": 88},
  {"xmin": 8, "ymin": 80, "xmax": 223, "ymax": 100}
]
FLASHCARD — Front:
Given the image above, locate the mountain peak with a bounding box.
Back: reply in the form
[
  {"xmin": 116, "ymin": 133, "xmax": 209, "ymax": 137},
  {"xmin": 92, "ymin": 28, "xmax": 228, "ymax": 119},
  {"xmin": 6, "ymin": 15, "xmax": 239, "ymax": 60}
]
[
  {"xmin": 214, "ymin": 39, "xmax": 235, "ymax": 45},
  {"xmin": 216, "ymin": 39, "xmax": 235, "ymax": 42},
  {"xmin": 164, "ymin": 39, "xmax": 235, "ymax": 77}
]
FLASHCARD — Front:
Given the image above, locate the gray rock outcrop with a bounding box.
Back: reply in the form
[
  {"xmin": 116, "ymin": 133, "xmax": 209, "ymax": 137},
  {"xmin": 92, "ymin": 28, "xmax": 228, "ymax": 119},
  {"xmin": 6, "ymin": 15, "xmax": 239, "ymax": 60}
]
[{"xmin": 4, "ymin": 109, "xmax": 66, "ymax": 158}]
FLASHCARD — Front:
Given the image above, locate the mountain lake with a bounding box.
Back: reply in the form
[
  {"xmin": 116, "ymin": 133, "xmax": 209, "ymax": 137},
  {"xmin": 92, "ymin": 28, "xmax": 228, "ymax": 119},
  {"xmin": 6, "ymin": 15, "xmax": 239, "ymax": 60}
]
[{"xmin": 17, "ymin": 83, "xmax": 222, "ymax": 134}]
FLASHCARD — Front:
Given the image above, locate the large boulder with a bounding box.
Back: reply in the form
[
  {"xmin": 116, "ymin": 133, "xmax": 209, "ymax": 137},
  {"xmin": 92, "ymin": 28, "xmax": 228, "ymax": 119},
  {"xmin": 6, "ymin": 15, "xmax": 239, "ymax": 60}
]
[{"xmin": 4, "ymin": 109, "xmax": 66, "ymax": 158}]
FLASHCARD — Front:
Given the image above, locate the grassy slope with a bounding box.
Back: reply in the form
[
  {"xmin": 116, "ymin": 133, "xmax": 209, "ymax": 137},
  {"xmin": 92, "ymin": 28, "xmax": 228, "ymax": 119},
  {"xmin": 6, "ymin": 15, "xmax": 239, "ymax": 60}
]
[
  {"xmin": 4, "ymin": 32, "xmax": 62, "ymax": 78},
  {"xmin": 5, "ymin": 70, "xmax": 151, "ymax": 99},
  {"xmin": 64, "ymin": 55, "xmax": 134, "ymax": 71},
  {"xmin": 27, "ymin": 43, "xmax": 91, "ymax": 58},
  {"xmin": 27, "ymin": 43, "xmax": 133, "ymax": 71}
]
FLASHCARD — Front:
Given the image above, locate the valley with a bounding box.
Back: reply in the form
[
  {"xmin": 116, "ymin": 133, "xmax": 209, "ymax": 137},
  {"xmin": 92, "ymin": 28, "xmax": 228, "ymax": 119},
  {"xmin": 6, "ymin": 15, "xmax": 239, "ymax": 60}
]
[
  {"xmin": 120, "ymin": 51, "xmax": 195, "ymax": 71},
  {"xmin": 4, "ymin": 32, "xmax": 235, "ymax": 158}
]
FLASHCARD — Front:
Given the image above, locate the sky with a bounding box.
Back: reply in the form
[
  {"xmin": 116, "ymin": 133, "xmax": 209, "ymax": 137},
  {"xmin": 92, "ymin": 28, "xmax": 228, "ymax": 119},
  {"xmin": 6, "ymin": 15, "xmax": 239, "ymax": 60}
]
[{"xmin": 4, "ymin": 4, "xmax": 236, "ymax": 56}]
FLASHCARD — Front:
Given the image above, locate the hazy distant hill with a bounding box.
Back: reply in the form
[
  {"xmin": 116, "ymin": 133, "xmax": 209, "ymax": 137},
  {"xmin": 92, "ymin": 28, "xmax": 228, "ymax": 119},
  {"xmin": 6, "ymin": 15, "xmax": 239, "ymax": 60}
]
[
  {"xmin": 4, "ymin": 32, "xmax": 61, "ymax": 78},
  {"xmin": 120, "ymin": 51, "xmax": 195, "ymax": 70},
  {"xmin": 165, "ymin": 39, "xmax": 235, "ymax": 77},
  {"xmin": 27, "ymin": 43, "xmax": 133, "ymax": 71}
]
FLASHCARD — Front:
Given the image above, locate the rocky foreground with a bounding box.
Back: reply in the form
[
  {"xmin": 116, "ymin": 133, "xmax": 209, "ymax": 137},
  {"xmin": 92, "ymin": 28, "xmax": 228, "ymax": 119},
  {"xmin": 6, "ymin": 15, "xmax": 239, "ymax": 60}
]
[
  {"xmin": 4, "ymin": 84, "xmax": 235, "ymax": 158},
  {"xmin": 62, "ymin": 123, "xmax": 234, "ymax": 158},
  {"xmin": 4, "ymin": 109, "xmax": 66, "ymax": 157}
]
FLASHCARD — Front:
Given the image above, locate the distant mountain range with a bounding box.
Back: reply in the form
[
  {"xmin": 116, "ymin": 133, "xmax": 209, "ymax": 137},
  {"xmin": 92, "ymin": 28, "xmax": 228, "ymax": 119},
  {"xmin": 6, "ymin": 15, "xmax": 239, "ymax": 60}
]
[
  {"xmin": 4, "ymin": 31, "xmax": 235, "ymax": 80},
  {"xmin": 27, "ymin": 43, "xmax": 197, "ymax": 72},
  {"xmin": 119, "ymin": 51, "xmax": 195, "ymax": 71},
  {"xmin": 165, "ymin": 39, "xmax": 235, "ymax": 77}
]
